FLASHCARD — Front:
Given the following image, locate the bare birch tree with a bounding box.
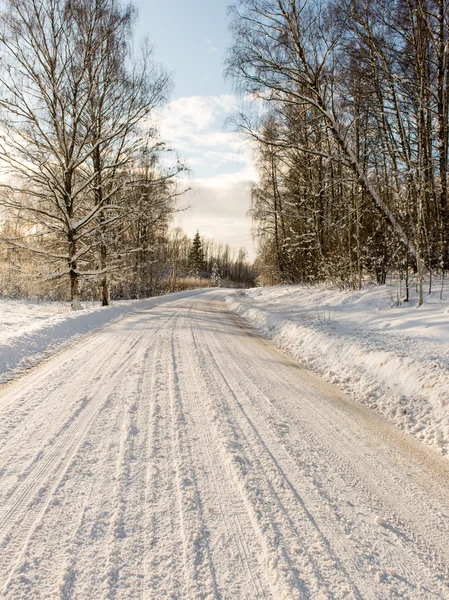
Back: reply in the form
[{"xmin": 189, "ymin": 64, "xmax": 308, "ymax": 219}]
[
  {"xmin": 0, "ymin": 0, "xmax": 177, "ymax": 305},
  {"xmin": 228, "ymin": 0, "xmax": 416, "ymax": 256},
  {"xmin": 229, "ymin": 0, "xmax": 449, "ymax": 297}
]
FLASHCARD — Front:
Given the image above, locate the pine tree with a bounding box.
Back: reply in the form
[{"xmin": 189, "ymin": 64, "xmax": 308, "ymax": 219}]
[{"xmin": 188, "ymin": 232, "xmax": 205, "ymax": 277}]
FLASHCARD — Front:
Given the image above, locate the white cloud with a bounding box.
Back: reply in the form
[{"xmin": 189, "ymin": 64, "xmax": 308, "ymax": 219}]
[
  {"xmin": 176, "ymin": 164, "xmax": 258, "ymax": 259},
  {"xmin": 175, "ymin": 179, "xmax": 256, "ymax": 258},
  {"xmin": 193, "ymin": 165, "xmax": 257, "ymax": 189},
  {"xmin": 159, "ymin": 94, "xmax": 258, "ymax": 257},
  {"xmin": 159, "ymin": 95, "xmax": 254, "ymax": 173},
  {"xmin": 160, "ymin": 95, "xmax": 238, "ymax": 136}
]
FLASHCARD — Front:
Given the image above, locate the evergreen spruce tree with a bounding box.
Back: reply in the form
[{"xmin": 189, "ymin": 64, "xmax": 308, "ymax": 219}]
[{"xmin": 188, "ymin": 231, "xmax": 205, "ymax": 277}]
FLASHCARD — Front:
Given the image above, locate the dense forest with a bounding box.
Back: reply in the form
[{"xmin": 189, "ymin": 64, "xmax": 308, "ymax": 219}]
[{"xmin": 228, "ymin": 0, "xmax": 449, "ymax": 303}]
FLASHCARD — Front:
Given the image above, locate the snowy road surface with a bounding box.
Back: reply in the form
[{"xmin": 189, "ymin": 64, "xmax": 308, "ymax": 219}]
[{"xmin": 0, "ymin": 290, "xmax": 449, "ymax": 599}]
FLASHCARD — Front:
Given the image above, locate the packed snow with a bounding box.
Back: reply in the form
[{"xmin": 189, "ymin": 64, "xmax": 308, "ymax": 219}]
[
  {"xmin": 2, "ymin": 282, "xmax": 449, "ymax": 457},
  {"xmin": 0, "ymin": 290, "xmax": 207, "ymax": 384},
  {"xmin": 0, "ymin": 290, "xmax": 448, "ymax": 599},
  {"xmin": 226, "ymin": 281, "xmax": 449, "ymax": 455}
]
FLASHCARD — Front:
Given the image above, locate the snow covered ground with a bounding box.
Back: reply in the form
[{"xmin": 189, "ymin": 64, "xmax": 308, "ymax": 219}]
[
  {"xmin": 3, "ymin": 282, "xmax": 449, "ymax": 457},
  {"xmin": 0, "ymin": 290, "xmax": 207, "ymax": 384},
  {"xmin": 226, "ymin": 282, "xmax": 449, "ymax": 455},
  {"xmin": 0, "ymin": 290, "xmax": 448, "ymax": 599}
]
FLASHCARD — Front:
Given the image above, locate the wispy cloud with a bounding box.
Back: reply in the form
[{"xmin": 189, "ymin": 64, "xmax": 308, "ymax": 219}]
[
  {"xmin": 205, "ymin": 38, "xmax": 218, "ymax": 54},
  {"xmin": 160, "ymin": 95, "xmax": 238, "ymax": 142},
  {"xmin": 159, "ymin": 94, "xmax": 255, "ymax": 178}
]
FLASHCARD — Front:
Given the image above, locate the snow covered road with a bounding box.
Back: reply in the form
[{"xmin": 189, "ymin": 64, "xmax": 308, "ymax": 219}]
[{"xmin": 0, "ymin": 290, "xmax": 448, "ymax": 599}]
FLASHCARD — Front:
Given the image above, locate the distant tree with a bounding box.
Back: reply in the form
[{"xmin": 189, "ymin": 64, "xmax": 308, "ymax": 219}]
[
  {"xmin": 211, "ymin": 262, "xmax": 221, "ymax": 287},
  {"xmin": 167, "ymin": 226, "xmax": 190, "ymax": 290},
  {"xmin": 188, "ymin": 231, "xmax": 205, "ymax": 277}
]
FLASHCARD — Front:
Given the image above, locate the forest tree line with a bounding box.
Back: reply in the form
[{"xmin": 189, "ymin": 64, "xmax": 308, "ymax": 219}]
[
  {"xmin": 165, "ymin": 229, "xmax": 256, "ymax": 292},
  {"xmin": 229, "ymin": 0, "xmax": 449, "ymax": 302},
  {"xmin": 0, "ymin": 0, "xmax": 183, "ymax": 304},
  {"xmin": 0, "ymin": 0, "xmax": 254, "ymax": 303}
]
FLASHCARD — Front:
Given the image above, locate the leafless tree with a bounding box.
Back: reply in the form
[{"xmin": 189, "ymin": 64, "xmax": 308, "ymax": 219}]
[
  {"xmin": 228, "ymin": 0, "xmax": 415, "ymax": 253},
  {"xmin": 229, "ymin": 0, "xmax": 449, "ymax": 299},
  {"xmin": 0, "ymin": 0, "xmax": 178, "ymax": 305}
]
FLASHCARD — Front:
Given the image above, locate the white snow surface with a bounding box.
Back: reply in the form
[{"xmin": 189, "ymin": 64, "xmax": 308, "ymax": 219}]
[
  {"xmin": 0, "ymin": 290, "xmax": 449, "ymax": 600},
  {"xmin": 0, "ymin": 290, "xmax": 207, "ymax": 384},
  {"xmin": 226, "ymin": 282, "xmax": 449, "ymax": 455},
  {"xmin": 0, "ymin": 290, "xmax": 448, "ymax": 599}
]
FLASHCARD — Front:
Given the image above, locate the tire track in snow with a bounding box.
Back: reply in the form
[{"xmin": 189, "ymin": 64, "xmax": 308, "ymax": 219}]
[
  {"xmin": 3, "ymin": 355, "xmax": 151, "ymax": 599},
  {"xmin": 0, "ymin": 333, "xmax": 142, "ymax": 506},
  {"xmin": 0, "ymin": 331, "xmax": 120, "ymax": 462},
  {"xmin": 0, "ymin": 328, "xmax": 143, "ymax": 507},
  {"xmin": 0, "ymin": 308, "xmax": 153, "ymax": 413},
  {"xmin": 167, "ymin": 310, "xmax": 219, "ymax": 599},
  {"xmin": 0, "ymin": 357, "xmax": 136, "ymax": 594},
  {"xmin": 0, "ymin": 291, "xmax": 448, "ymax": 599},
  {"xmin": 207, "ymin": 320, "xmax": 445, "ymax": 599},
  {"xmin": 101, "ymin": 352, "xmax": 150, "ymax": 600},
  {"xmin": 178, "ymin": 305, "xmax": 272, "ymax": 600},
  {"xmin": 0, "ymin": 306, "xmax": 168, "ymax": 488},
  {"xmin": 189, "ymin": 314, "xmax": 344, "ymax": 600},
  {"xmin": 0, "ymin": 306, "xmax": 175, "ymax": 491},
  {"xmin": 0, "ymin": 308, "xmax": 176, "ymax": 597},
  {"xmin": 219, "ymin": 307, "xmax": 449, "ymax": 584},
  {"xmin": 54, "ymin": 390, "xmax": 126, "ymax": 600},
  {"xmin": 100, "ymin": 316, "xmax": 183, "ymax": 600},
  {"xmin": 62, "ymin": 307, "xmax": 184, "ymax": 600},
  {"xmin": 143, "ymin": 323, "xmax": 185, "ymax": 598},
  {"xmin": 189, "ymin": 300, "xmax": 449, "ymax": 599}
]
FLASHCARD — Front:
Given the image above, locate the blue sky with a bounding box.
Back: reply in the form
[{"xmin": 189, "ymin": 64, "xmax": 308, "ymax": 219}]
[
  {"xmin": 135, "ymin": 0, "xmax": 231, "ymax": 99},
  {"xmin": 133, "ymin": 0, "xmax": 256, "ymax": 258}
]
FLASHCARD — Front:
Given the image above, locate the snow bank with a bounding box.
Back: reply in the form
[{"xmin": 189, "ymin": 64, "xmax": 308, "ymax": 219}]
[
  {"xmin": 226, "ymin": 283, "xmax": 449, "ymax": 455},
  {"xmin": 0, "ymin": 290, "xmax": 206, "ymax": 383}
]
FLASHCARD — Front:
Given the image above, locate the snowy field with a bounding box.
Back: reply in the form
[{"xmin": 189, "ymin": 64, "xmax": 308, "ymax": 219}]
[{"xmin": 226, "ymin": 282, "xmax": 449, "ymax": 456}]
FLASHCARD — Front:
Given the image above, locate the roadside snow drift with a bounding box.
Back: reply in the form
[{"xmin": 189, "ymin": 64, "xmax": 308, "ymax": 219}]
[
  {"xmin": 226, "ymin": 283, "xmax": 449, "ymax": 455},
  {"xmin": 0, "ymin": 290, "xmax": 207, "ymax": 384}
]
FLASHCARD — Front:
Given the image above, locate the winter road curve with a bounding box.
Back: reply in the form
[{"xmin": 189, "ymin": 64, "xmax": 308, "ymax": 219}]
[{"xmin": 0, "ymin": 289, "xmax": 448, "ymax": 599}]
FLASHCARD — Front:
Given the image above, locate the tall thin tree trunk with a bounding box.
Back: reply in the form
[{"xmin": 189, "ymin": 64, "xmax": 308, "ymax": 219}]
[
  {"xmin": 92, "ymin": 141, "xmax": 111, "ymax": 306},
  {"xmin": 271, "ymin": 149, "xmax": 285, "ymax": 281},
  {"xmin": 437, "ymin": 0, "xmax": 449, "ymax": 270},
  {"xmin": 100, "ymin": 213, "xmax": 110, "ymax": 306},
  {"xmin": 68, "ymin": 233, "xmax": 81, "ymax": 306}
]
